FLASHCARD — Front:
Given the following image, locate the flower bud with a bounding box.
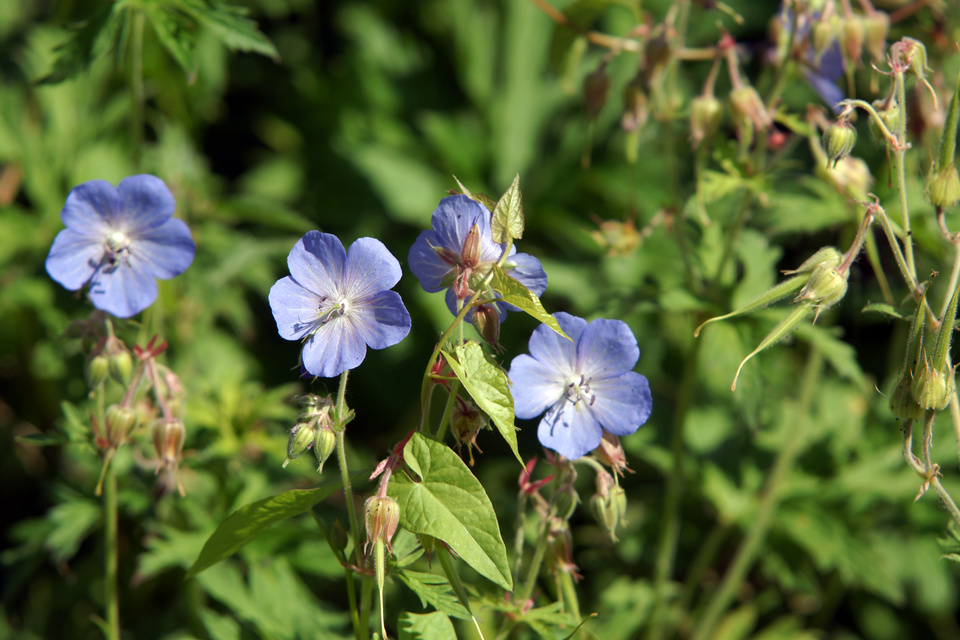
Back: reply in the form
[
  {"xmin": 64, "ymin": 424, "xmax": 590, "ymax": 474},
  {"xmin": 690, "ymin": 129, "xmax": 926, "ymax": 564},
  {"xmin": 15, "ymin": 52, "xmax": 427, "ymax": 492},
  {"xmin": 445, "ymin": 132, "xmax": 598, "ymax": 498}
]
[
  {"xmin": 583, "ymin": 67, "xmax": 610, "ymax": 121},
  {"xmin": 925, "ymin": 166, "xmax": 960, "ymax": 209},
  {"xmin": 461, "ymin": 223, "xmax": 482, "ymax": 268},
  {"xmin": 472, "ymin": 303, "xmax": 501, "ymax": 350},
  {"xmin": 897, "ymin": 37, "xmax": 931, "ymax": 81},
  {"xmin": 690, "ymin": 94, "xmax": 723, "ymax": 149},
  {"xmin": 787, "ymin": 246, "xmax": 843, "ymax": 274},
  {"xmin": 314, "ymin": 425, "xmax": 337, "ymax": 473},
  {"xmin": 796, "ymin": 264, "xmax": 849, "ymax": 309},
  {"xmin": 912, "ymin": 356, "xmax": 955, "ymax": 412},
  {"xmin": 156, "ymin": 364, "xmax": 186, "ymax": 418},
  {"xmin": 364, "ymin": 495, "xmax": 401, "ymax": 552},
  {"xmin": 153, "ymin": 417, "xmax": 186, "ymax": 471},
  {"xmin": 101, "ymin": 336, "xmax": 134, "ymax": 386},
  {"xmin": 284, "ymin": 420, "xmax": 318, "ymax": 467},
  {"xmin": 729, "ymin": 86, "xmax": 770, "ymax": 145},
  {"xmin": 105, "ymin": 404, "xmax": 138, "ymax": 448},
  {"xmin": 868, "ymin": 98, "xmax": 900, "ymax": 142},
  {"xmin": 621, "ymin": 76, "xmax": 648, "ymax": 133},
  {"xmin": 644, "ymin": 34, "xmax": 672, "ymax": 80},
  {"xmin": 86, "ymin": 352, "xmax": 110, "ymax": 389},
  {"xmin": 837, "ymin": 15, "xmax": 865, "ymax": 68},
  {"xmin": 591, "ymin": 470, "xmax": 627, "ymax": 542},
  {"xmin": 812, "ymin": 17, "xmax": 837, "ymax": 61},
  {"xmin": 452, "ymin": 397, "xmax": 486, "ymax": 466},
  {"xmin": 862, "ymin": 11, "xmax": 890, "ymax": 62},
  {"xmin": 823, "ymin": 120, "xmax": 857, "ymax": 168},
  {"xmin": 890, "ymin": 374, "xmax": 923, "ymax": 422},
  {"xmin": 592, "ymin": 431, "xmax": 631, "ymax": 475}
]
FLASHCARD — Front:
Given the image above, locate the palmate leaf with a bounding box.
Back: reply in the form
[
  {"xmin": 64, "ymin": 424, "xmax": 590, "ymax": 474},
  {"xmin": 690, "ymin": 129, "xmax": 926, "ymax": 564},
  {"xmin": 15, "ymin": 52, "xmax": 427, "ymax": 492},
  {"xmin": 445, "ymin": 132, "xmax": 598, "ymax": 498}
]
[
  {"xmin": 143, "ymin": 1, "xmax": 198, "ymax": 79},
  {"xmin": 39, "ymin": 3, "xmax": 123, "ymax": 84},
  {"xmin": 441, "ymin": 341, "xmax": 522, "ymax": 465},
  {"xmin": 186, "ymin": 476, "xmax": 348, "ymax": 578},
  {"xmin": 389, "ymin": 433, "xmax": 512, "ymax": 590},
  {"xmin": 398, "ymin": 611, "xmax": 457, "ymax": 640},
  {"xmin": 396, "ymin": 569, "xmax": 471, "ymax": 620},
  {"xmin": 175, "ymin": 0, "xmax": 279, "ymax": 61}
]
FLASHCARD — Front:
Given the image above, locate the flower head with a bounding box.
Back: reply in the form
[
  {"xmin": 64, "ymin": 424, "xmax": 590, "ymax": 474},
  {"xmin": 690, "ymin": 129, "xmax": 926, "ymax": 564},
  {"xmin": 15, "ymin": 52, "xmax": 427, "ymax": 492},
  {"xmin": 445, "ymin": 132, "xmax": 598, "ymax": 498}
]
[
  {"xmin": 508, "ymin": 312, "xmax": 652, "ymax": 460},
  {"xmin": 269, "ymin": 231, "xmax": 411, "ymax": 378},
  {"xmin": 408, "ymin": 195, "xmax": 547, "ymax": 321},
  {"xmin": 45, "ymin": 175, "xmax": 196, "ymax": 318}
]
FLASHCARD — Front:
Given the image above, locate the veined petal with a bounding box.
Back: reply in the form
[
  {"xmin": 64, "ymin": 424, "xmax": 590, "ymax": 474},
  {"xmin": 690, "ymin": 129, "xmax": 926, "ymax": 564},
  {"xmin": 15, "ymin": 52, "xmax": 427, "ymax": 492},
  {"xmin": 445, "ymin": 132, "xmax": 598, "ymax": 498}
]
[
  {"xmin": 347, "ymin": 290, "xmax": 411, "ymax": 349},
  {"xmin": 288, "ymin": 231, "xmax": 345, "ymax": 299},
  {"xmin": 537, "ymin": 400, "xmax": 603, "ymax": 460},
  {"xmin": 301, "ymin": 316, "xmax": 368, "ymax": 378},
  {"xmin": 132, "ymin": 218, "xmax": 196, "ymax": 279},
  {"xmin": 576, "ymin": 318, "xmax": 639, "ymax": 377},
  {"xmin": 343, "ymin": 237, "xmax": 402, "ymax": 298},
  {"xmin": 60, "ymin": 180, "xmax": 118, "ymax": 237},
  {"xmin": 503, "ymin": 252, "xmax": 547, "ymax": 297},
  {"xmin": 269, "ymin": 277, "xmax": 322, "ymax": 340},
  {"xmin": 409, "ymin": 230, "xmax": 454, "ymax": 292},
  {"xmin": 88, "ymin": 257, "xmax": 159, "ymax": 318},
  {"xmin": 526, "ymin": 312, "xmax": 585, "ymax": 377},
  {"xmin": 589, "ymin": 371, "xmax": 652, "ymax": 436},
  {"xmin": 116, "ymin": 175, "xmax": 176, "ymax": 232},
  {"xmin": 431, "ymin": 195, "xmax": 486, "ymax": 254},
  {"xmin": 45, "ymin": 229, "xmax": 101, "ymax": 290},
  {"xmin": 508, "ymin": 354, "xmax": 564, "ymax": 419}
]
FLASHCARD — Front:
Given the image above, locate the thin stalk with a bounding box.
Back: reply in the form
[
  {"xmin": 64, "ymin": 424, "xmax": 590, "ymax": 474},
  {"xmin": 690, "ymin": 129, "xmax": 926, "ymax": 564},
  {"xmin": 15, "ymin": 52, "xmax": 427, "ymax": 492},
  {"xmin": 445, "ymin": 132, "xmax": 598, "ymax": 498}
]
[
  {"xmin": 518, "ymin": 519, "xmax": 551, "ymax": 607},
  {"xmin": 939, "ymin": 243, "xmax": 960, "ymax": 321},
  {"xmin": 557, "ymin": 570, "xmax": 581, "ymax": 621},
  {"xmin": 893, "ymin": 71, "xmax": 918, "ymax": 279},
  {"xmin": 359, "ymin": 575, "xmax": 373, "ymax": 640},
  {"xmin": 435, "ymin": 380, "xmax": 461, "ymax": 442},
  {"xmin": 334, "ymin": 373, "xmax": 360, "ymax": 561},
  {"xmin": 312, "ymin": 510, "xmax": 361, "ymax": 640},
  {"xmin": 104, "ymin": 463, "xmax": 120, "ymax": 640},
  {"xmin": 689, "ymin": 347, "xmax": 823, "ymax": 640}
]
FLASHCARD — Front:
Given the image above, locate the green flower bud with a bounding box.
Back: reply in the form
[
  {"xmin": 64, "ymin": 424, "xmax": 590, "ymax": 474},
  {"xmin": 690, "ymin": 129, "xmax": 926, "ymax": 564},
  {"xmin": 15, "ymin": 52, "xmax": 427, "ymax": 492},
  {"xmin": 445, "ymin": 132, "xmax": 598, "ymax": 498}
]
[
  {"xmin": 590, "ymin": 470, "xmax": 626, "ymax": 542},
  {"xmin": 796, "ymin": 264, "xmax": 849, "ymax": 310},
  {"xmin": 812, "ymin": 17, "xmax": 837, "ymax": 61},
  {"xmin": 728, "ymin": 86, "xmax": 770, "ymax": 145},
  {"xmin": 364, "ymin": 495, "xmax": 401, "ymax": 552},
  {"xmin": 583, "ymin": 67, "xmax": 610, "ymax": 121},
  {"xmin": 86, "ymin": 352, "xmax": 110, "ymax": 389},
  {"xmin": 313, "ymin": 425, "xmax": 336, "ymax": 473},
  {"xmin": 890, "ymin": 374, "xmax": 923, "ymax": 422},
  {"xmin": 838, "ymin": 15, "xmax": 865, "ymax": 68},
  {"xmin": 452, "ymin": 397, "xmax": 486, "ymax": 466},
  {"xmin": 899, "ymin": 37, "xmax": 931, "ymax": 82},
  {"xmin": 786, "ymin": 246, "xmax": 843, "ymax": 274},
  {"xmin": 862, "ymin": 11, "xmax": 890, "ymax": 62},
  {"xmin": 690, "ymin": 94, "xmax": 723, "ymax": 149},
  {"xmin": 284, "ymin": 420, "xmax": 318, "ymax": 468},
  {"xmin": 925, "ymin": 165, "xmax": 960, "ymax": 209},
  {"xmin": 152, "ymin": 417, "xmax": 186, "ymax": 471},
  {"xmin": 105, "ymin": 404, "xmax": 138, "ymax": 448},
  {"xmin": 823, "ymin": 120, "xmax": 858, "ymax": 168},
  {"xmin": 868, "ymin": 98, "xmax": 900, "ymax": 142},
  {"xmin": 912, "ymin": 355, "xmax": 955, "ymax": 412}
]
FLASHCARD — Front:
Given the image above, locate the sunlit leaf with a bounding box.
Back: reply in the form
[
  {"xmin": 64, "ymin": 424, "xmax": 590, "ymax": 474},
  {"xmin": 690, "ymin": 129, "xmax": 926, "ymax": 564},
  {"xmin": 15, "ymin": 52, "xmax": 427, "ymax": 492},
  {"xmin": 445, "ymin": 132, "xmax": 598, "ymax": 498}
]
[{"xmin": 489, "ymin": 265, "xmax": 568, "ymax": 339}]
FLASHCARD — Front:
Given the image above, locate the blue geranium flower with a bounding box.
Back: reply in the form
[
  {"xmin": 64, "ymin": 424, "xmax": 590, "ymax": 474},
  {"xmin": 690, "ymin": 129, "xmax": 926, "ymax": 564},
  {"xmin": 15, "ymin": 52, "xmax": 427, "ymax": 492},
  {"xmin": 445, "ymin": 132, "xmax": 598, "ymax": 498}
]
[
  {"xmin": 408, "ymin": 195, "xmax": 547, "ymax": 320},
  {"xmin": 45, "ymin": 175, "xmax": 196, "ymax": 318},
  {"xmin": 508, "ymin": 312, "xmax": 652, "ymax": 460},
  {"xmin": 269, "ymin": 231, "xmax": 412, "ymax": 378}
]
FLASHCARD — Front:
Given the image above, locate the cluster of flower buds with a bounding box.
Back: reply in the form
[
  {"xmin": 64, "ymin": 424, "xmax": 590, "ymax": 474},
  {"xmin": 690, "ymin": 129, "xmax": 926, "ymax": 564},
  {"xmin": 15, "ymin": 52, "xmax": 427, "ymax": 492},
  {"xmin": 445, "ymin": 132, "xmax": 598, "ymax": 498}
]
[
  {"xmin": 590, "ymin": 469, "xmax": 627, "ymax": 542},
  {"xmin": 283, "ymin": 393, "xmax": 336, "ymax": 471},
  {"xmin": 87, "ymin": 333, "xmax": 134, "ymax": 388}
]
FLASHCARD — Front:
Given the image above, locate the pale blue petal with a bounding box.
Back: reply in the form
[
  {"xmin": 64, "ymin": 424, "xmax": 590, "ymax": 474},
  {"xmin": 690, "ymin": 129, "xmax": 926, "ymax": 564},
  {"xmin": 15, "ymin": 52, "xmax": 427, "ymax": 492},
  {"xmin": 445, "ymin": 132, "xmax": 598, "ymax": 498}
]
[
  {"xmin": 589, "ymin": 371, "xmax": 652, "ymax": 436},
  {"xmin": 343, "ymin": 237, "xmax": 402, "ymax": 299},
  {"xmin": 408, "ymin": 230, "xmax": 454, "ymax": 292},
  {"xmin": 503, "ymin": 252, "xmax": 547, "ymax": 297},
  {"xmin": 347, "ymin": 290, "xmax": 411, "ymax": 349},
  {"xmin": 576, "ymin": 318, "xmax": 639, "ymax": 377},
  {"xmin": 288, "ymin": 231, "xmax": 345, "ymax": 299},
  {"xmin": 537, "ymin": 400, "xmax": 603, "ymax": 460},
  {"xmin": 508, "ymin": 354, "xmax": 564, "ymax": 419},
  {"xmin": 269, "ymin": 277, "xmax": 322, "ymax": 340},
  {"xmin": 526, "ymin": 312, "xmax": 585, "ymax": 377},
  {"xmin": 301, "ymin": 316, "xmax": 368, "ymax": 378},
  {"xmin": 116, "ymin": 175, "xmax": 176, "ymax": 232},
  {"xmin": 132, "ymin": 218, "xmax": 196, "ymax": 279},
  {"xmin": 88, "ymin": 257, "xmax": 159, "ymax": 318},
  {"xmin": 60, "ymin": 180, "xmax": 117, "ymax": 237},
  {"xmin": 45, "ymin": 229, "xmax": 101, "ymax": 290},
  {"xmin": 431, "ymin": 195, "xmax": 487, "ymax": 255}
]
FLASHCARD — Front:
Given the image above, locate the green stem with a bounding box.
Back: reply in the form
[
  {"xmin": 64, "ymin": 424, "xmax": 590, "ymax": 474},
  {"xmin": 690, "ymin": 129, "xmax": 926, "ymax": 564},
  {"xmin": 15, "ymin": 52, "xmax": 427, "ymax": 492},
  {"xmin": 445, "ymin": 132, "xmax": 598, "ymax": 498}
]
[
  {"xmin": 689, "ymin": 347, "xmax": 823, "ymax": 640},
  {"xmin": 104, "ymin": 462, "xmax": 120, "ymax": 640},
  {"xmin": 435, "ymin": 380, "xmax": 461, "ymax": 442},
  {"xmin": 334, "ymin": 373, "xmax": 360, "ymax": 559},
  {"xmin": 893, "ymin": 72, "xmax": 917, "ymax": 281},
  {"xmin": 557, "ymin": 570, "xmax": 581, "ymax": 621},
  {"xmin": 359, "ymin": 574, "xmax": 373, "ymax": 640},
  {"xmin": 518, "ymin": 519, "xmax": 551, "ymax": 607}
]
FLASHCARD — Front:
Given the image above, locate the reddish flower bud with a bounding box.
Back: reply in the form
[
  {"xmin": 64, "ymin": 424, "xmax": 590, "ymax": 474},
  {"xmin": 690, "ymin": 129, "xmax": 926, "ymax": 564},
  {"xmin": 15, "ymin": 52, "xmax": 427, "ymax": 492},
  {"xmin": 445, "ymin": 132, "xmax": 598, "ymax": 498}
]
[{"xmin": 364, "ymin": 496, "xmax": 401, "ymax": 553}]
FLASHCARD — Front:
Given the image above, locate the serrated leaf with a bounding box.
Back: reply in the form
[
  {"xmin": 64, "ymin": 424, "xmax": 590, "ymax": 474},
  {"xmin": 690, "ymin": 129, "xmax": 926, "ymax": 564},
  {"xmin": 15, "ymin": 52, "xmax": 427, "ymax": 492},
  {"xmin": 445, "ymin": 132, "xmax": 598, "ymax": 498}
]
[
  {"xmin": 144, "ymin": 2, "xmax": 197, "ymax": 79},
  {"xmin": 861, "ymin": 302, "xmax": 904, "ymax": 319},
  {"xmin": 398, "ymin": 611, "xmax": 457, "ymax": 640},
  {"xmin": 176, "ymin": 0, "xmax": 278, "ymax": 60},
  {"xmin": 389, "ymin": 433, "xmax": 512, "ymax": 590},
  {"xmin": 186, "ymin": 477, "xmax": 346, "ymax": 578},
  {"xmin": 39, "ymin": 4, "xmax": 121, "ymax": 84},
  {"xmin": 441, "ymin": 341, "xmax": 522, "ymax": 465},
  {"xmin": 491, "ymin": 173, "xmax": 523, "ymax": 242},
  {"xmin": 489, "ymin": 265, "xmax": 569, "ymax": 340},
  {"xmin": 46, "ymin": 499, "xmax": 101, "ymax": 564},
  {"xmin": 396, "ymin": 569, "xmax": 471, "ymax": 620}
]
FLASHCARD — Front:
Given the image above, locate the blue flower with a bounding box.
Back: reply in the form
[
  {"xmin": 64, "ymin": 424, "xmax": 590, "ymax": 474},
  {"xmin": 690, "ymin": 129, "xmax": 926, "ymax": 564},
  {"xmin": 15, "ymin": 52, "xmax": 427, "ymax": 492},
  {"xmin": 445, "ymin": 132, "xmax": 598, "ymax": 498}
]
[
  {"xmin": 269, "ymin": 231, "xmax": 412, "ymax": 378},
  {"xmin": 408, "ymin": 195, "xmax": 547, "ymax": 320},
  {"xmin": 45, "ymin": 175, "xmax": 196, "ymax": 318},
  {"xmin": 508, "ymin": 312, "xmax": 652, "ymax": 460}
]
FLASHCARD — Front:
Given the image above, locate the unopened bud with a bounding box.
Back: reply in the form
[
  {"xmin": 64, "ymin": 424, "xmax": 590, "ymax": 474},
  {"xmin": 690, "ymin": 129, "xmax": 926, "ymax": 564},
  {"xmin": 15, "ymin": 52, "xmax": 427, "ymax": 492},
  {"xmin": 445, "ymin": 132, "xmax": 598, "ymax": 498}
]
[
  {"xmin": 452, "ymin": 397, "xmax": 486, "ymax": 466},
  {"xmin": 898, "ymin": 37, "xmax": 931, "ymax": 81},
  {"xmin": 103, "ymin": 336, "xmax": 134, "ymax": 386},
  {"xmin": 472, "ymin": 304, "xmax": 501, "ymax": 350},
  {"xmin": 912, "ymin": 356, "xmax": 955, "ymax": 412},
  {"xmin": 925, "ymin": 166, "xmax": 960, "ymax": 209},
  {"xmin": 838, "ymin": 15, "xmax": 865, "ymax": 68},
  {"xmin": 461, "ymin": 223, "xmax": 482, "ymax": 268},
  {"xmin": 868, "ymin": 98, "xmax": 900, "ymax": 142},
  {"xmin": 796, "ymin": 264, "xmax": 849, "ymax": 309},
  {"xmin": 284, "ymin": 420, "xmax": 318, "ymax": 467},
  {"xmin": 592, "ymin": 431, "xmax": 630, "ymax": 475},
  {"xmin": 862, "ymin": 12, "xmax": 890, "ymax": 62},
  {"xmin": 591, "ymin": 470, "xmax": 627, "ymax": 542},
  {"xmin": 729, "ymin": 86, "xmax": 770, "ymax": 142},
  {"xmin": 583, "ymin": 67, "xmax": 610, "ymax": 121},
  {"xmin": 105, "ymin": 404, "xmax": 137, "ymax": 448},
  {"xmin": 86, "ymin": 352, "xmax": 110, "ymax": 389},
  {"xmin": 812, "ymin": 17, "xmax": 837, "ymax": 61},
  {"xmin": 153, "ymin": 417, "xmax": 186, "ymax": 470},
  {"xmin": 890, "ymin": 374, "xmax": 923, "ymax": 421},
  {"xmin": 823, "ymin": 120, "xmax": 857, "ymax": 168},
  {"xmin": 364, "ymin": 496, "xmax": 401, "ymax": 552},
  {"xmin": 787, "ymin": 246, "xmax": 843, "ymax": 274},
  {"xmin": 314, "ymin": 425, "xmax": 337, "ymax": 473},
  {"xmin": 690, "ymin": 95, "xmax": 723, "ymax": 148}
]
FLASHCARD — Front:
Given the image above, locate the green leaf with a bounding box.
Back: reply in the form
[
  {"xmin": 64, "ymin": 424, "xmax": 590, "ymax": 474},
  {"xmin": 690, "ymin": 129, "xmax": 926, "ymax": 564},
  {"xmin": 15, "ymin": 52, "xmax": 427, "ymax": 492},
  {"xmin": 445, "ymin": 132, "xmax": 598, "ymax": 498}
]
[
  {"xmin": 398, "ymin": 611, "xmax": 457, "ymax": 640},
  {"xmin": 441, "ymin": 341, "xmax": 521, "ymax": 465},
  {"xmin": 176, "ymin": 0, "xmax": 278, "ymax": 60},
  {"xmin": 144, "ymin": 2, "xmax": 197, "ymax": 79},
  {"xmin": 861, "ymin": 302, "xmax": 904, "ymax": 319},
  {"xmin": 39, "ymin": 4, "xmax": 122, "ymax": 84},
  {"xmin": 389, "ymin": 433, "xmax": 512, "ymax": 590},
  {"xmin": 46, "ymin": 499, "xmax": 101, "ymax": 563},
  {"xmin": 186, "ymin": 477, "xmax": 346, "ymax": 578},
  {"xmin": 489, "ymin": 265, "xmax": 569, "ymax": 339},
  {"xmin": 396, "ymin": 569, "xmax": 471, "ymax": 620},
  {"xmin": 491, "ymin": 173, "xmax": 523, "ymax": 242}
]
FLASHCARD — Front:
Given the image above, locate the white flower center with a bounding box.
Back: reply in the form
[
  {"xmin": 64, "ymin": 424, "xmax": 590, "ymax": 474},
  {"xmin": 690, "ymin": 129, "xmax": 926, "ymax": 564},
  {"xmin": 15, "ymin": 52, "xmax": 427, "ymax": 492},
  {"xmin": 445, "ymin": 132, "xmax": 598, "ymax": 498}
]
[
  {"xmin": 103, "ymin": 230, "xmax": 132, "ymax": 268},
  {"xmin": 318, "ymin": 295, "xmax": 350, "ymax": 324},
  {"xmin": 564, "ymin": 374, "xmax": 595, "ymax": 407}
]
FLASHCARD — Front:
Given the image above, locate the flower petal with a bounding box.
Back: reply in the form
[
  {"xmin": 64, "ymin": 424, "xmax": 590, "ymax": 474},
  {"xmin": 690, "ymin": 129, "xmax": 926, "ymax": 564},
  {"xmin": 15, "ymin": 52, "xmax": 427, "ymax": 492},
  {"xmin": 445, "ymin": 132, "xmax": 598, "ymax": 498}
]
[
  {"xmin": 537, "ymin": 400, "xmax": 603, "ymax": 460},
  {"xmin": 589, "ymin": 371, "xmax": 652, "ymax": 436},
  {"xmin": 116, "ymin": 175, "xmax": 176, "ymax": 232},
  {"xmin": 526, "ymin": 312, "xmax": 585, "ymax": 377},
  {"xmin": 347, "ymin": 290, "xmax": 411, "ymax": 349},
  {"xmin": 409, "ymin": 230, "xmax": 453, "ymax": 292},
  {"xmin": 288, "ymin": 231, "xmax": 346, "ymax": 299},
  {"xmin": 132, "ymin": 218, "xmax": 196, "ymax": 279},
  {"xmin": 88, "ymin": 258, "xmax": 159, "ymax": 318},
  {"xmin": 343, "ymin": 237, "xmax": 402, "ymax": 298},
  {"xmin": 60, "ymin": 180, "xmax": 118, "ymax": 237},
  {"xmin": 45, "ymin": 229, "xmax": 101, "ymax": 290},
  {"xmin": 508, "ymin": 354, "xmax": 564, "ymax": 419},
  {"xmin": 431, "ymin": 195, "xmax": 487, "ymax": 255},
  {"xmin": 504, "ymin": 252, "xmax": 547, "ymax": 297},
  {"xmin": 269, "ymin": 277, "xmax": 322, "ymax": 340},
  {"xmin": 301, "ymin": 316, "xmax": 368, "ymax": 378},
  {"xmin": 576, "ymin": 318, "xmax": 639, "ymax": 377}
]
